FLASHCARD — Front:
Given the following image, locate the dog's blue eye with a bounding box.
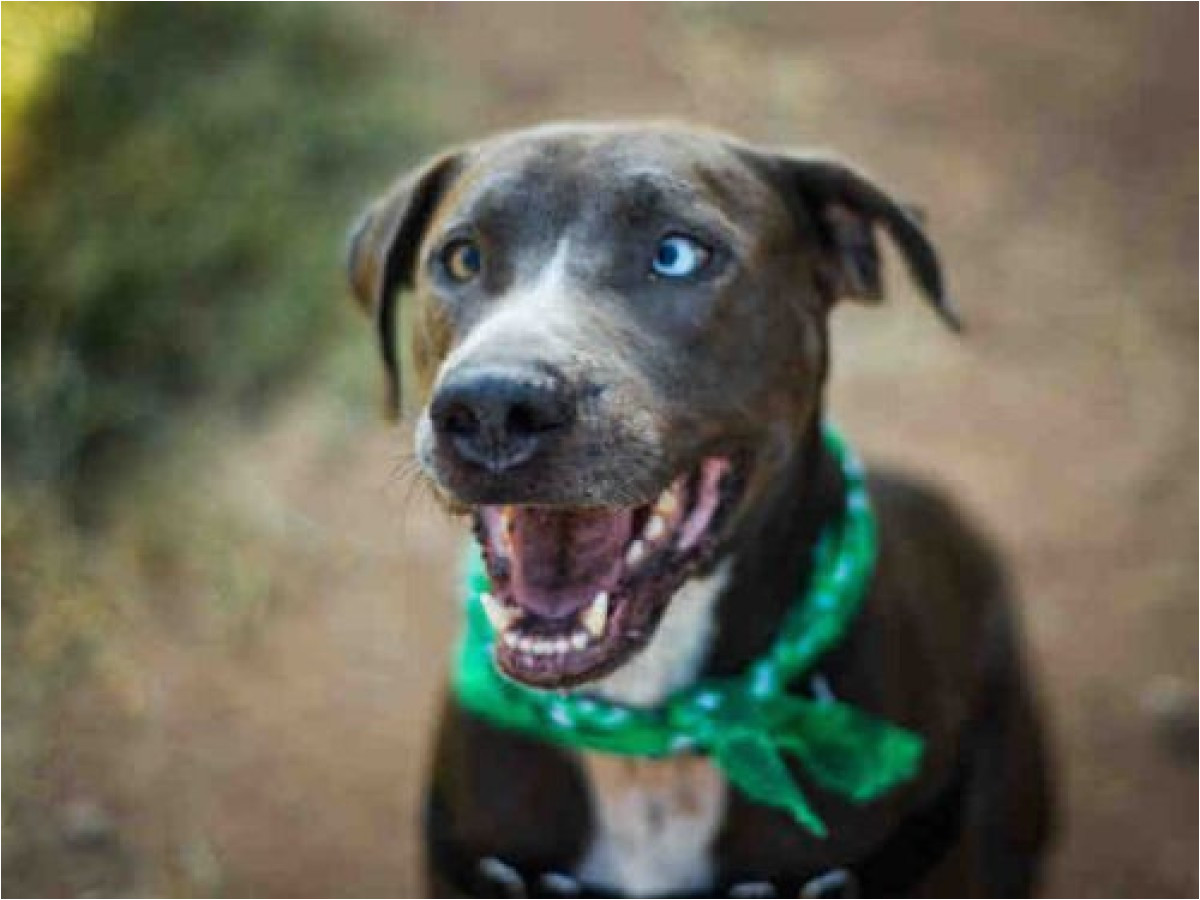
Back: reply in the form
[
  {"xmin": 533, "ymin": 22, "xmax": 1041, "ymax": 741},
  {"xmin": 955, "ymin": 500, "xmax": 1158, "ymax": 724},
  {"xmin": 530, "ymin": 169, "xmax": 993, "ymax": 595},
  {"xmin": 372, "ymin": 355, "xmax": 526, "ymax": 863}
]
[
  {"xmin": 651, "ymin": 235, "xmax": 709, "ymax": 279},
  {"xmin": 443, "ymin": 239, "xmax": 482, "ymax": 282}
]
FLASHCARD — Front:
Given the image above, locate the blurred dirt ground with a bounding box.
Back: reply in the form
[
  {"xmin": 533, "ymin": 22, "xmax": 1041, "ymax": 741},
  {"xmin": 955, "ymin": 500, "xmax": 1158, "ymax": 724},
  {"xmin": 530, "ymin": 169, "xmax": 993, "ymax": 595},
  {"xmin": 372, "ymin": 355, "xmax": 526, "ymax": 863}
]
[{"xmin": 5, "ymin": 5, "xmax": 1196, "ymax": 897}]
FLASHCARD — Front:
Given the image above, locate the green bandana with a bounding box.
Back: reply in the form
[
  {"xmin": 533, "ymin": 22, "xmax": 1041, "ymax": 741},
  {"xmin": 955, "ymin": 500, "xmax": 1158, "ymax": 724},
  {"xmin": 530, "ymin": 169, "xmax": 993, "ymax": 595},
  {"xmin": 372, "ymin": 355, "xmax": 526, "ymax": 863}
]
[{"xmin": 452, "ymin": 425, "xmax": 923, "ymax": 838}]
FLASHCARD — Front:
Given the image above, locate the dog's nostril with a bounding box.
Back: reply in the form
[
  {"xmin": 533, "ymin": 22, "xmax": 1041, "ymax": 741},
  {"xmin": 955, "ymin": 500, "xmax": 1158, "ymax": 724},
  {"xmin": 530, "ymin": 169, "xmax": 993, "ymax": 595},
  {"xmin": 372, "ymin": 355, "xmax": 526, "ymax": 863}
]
[
  {"xmin": 440, "ymin": 402, "xmax": 479, "ymax": 438},
  {"xmin": 506, "ymin": 403, "xmax": 536, "ymax": 437},
  {"xmin": 506, "ymin": 400, "xmax": 565, "ymax": 437}
]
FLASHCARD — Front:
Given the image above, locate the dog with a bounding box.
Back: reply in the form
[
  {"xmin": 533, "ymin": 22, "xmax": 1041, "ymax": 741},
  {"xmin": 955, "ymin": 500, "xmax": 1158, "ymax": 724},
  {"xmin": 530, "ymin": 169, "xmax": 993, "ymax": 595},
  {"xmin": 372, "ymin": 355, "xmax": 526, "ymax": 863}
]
[{"xmin": 347, "ymin": 122, "xmax": 1053, "ymax": 897}]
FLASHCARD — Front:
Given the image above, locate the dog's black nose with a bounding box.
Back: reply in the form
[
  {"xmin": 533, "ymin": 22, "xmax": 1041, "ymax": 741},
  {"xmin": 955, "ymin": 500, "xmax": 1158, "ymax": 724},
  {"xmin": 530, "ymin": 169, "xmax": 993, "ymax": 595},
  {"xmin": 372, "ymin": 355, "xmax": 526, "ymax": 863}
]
[{"xmin": 431, "ymin": 366, "xmax": 574, "ymax": 473}]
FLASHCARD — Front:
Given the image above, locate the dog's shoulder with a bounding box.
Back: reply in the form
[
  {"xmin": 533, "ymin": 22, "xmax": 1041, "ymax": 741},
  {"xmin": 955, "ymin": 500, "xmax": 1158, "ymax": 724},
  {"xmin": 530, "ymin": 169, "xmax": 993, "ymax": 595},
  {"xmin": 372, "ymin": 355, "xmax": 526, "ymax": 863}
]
[
  {"xmin": 867, "ymin": 467, "xmax": 1008, "ymax": 604},
  {"xmin": 833, "ymin": 468, "xmax": 1018, "ymax": 752}
]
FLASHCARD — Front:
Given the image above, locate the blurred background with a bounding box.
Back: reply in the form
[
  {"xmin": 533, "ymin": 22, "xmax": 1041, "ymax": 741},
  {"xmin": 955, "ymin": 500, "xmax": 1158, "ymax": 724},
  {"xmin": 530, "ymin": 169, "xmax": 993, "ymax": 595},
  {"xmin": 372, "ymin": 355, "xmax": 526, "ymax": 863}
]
[{"xmin": 2, "ymin": 4, "xmax": 1195, "ymax": 896}]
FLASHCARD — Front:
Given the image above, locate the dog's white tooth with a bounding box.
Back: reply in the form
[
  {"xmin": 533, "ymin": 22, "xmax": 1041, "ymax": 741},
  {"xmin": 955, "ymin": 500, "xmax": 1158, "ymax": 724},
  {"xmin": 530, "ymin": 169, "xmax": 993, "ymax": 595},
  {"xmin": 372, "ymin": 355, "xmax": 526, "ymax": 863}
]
[
  {"xmin": 625, "ymin": 540, "xmax": 646, "ymax": 567},
  {"xmin": 555, "ymin": 637, "xmax": 570, "ymax": 654},
  {"xmin": 655, "ymin": 486, "xmax": 679, "ymax": 516},
  {"xmin": 645, "ymin": 515, "xmax": 666, "ymax": 542},
  {"xmin": 519, "ymin": 636, "xmax": 535, "ymax": 652},
  {"xmin": 480, "ymin": 591, "xmax": 518, "ymax": 632},
  {"xmin": 583, "ymin": 591, "xmax": 608, "ymax": 639},
  {"xmin": 496, "ymin": 506, "xmax": 517, "ymax": 553},
  {"xmin": 537, "ymin": 638, "xmax": 555, "ymax": 655},
  {"xmin": 502, "ymin": 631, "xmax": 520, "ymax": 648},
  {"xmin": 570, "ymin": 631, "xmax": 589, "ymax": 650}
]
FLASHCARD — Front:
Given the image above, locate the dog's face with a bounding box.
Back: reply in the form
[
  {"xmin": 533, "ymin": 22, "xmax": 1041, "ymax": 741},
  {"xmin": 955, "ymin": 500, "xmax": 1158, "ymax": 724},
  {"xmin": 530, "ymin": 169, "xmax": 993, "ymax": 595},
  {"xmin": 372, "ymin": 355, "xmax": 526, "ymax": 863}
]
[{"xmin": 349, "ymin": 123, "xmax": 952, "ymax": 689}]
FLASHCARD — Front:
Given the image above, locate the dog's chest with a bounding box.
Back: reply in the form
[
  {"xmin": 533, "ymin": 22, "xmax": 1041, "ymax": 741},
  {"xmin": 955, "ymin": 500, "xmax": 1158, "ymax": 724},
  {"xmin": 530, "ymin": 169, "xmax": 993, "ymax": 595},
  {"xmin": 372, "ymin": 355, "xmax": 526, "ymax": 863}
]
[
  {"xmin": 576, "ymin": 753, "xmax": 727, "ymax": 896},
  {"xmin": 574, "ymin": 563, "xmax": 731, "ymax": 895}
]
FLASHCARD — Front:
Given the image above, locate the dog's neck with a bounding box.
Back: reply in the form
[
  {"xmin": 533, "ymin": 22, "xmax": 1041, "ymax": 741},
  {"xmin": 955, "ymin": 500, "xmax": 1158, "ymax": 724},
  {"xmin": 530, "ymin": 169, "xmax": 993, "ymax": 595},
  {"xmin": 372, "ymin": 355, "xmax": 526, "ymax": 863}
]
[
  {"xmin": 589, "ymin": 421, "xmax": 843, "ymax": 706},
  {"xmin": 706, "ymin": 420, "xmax": 844, "ymax": 677}
]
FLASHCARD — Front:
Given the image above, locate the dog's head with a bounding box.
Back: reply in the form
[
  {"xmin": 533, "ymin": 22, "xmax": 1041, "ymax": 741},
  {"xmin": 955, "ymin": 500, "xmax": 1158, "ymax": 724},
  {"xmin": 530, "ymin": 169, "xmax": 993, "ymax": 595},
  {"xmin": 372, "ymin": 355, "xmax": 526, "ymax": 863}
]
[{"xmin": 348, "ymin": 123, "xmax": 954, "ymax": 689}]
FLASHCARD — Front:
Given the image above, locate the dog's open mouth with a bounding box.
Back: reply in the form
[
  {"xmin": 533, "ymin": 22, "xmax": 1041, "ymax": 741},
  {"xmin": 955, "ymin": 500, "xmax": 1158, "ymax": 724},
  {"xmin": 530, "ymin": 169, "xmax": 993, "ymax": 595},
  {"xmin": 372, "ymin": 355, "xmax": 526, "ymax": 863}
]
[{"xmin": 472, "ymin": 457, "xmax": 739, "ymax": 689}]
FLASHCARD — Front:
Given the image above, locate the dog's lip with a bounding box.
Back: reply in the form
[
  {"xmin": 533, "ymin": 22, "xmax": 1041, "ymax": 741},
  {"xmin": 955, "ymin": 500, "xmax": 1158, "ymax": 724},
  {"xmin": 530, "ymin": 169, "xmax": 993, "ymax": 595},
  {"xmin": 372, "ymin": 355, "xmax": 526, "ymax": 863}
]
[{"xmin": 471, "ymin": 456, "xmax": 738, "ymax": 688}]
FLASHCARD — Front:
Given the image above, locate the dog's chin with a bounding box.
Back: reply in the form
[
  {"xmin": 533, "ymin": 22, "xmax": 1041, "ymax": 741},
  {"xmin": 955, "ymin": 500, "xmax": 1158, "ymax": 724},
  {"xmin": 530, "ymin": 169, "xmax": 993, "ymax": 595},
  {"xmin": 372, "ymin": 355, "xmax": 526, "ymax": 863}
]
[{"xmin": 469, "ymin": 456, "xmax": 744, "ymax": 690}]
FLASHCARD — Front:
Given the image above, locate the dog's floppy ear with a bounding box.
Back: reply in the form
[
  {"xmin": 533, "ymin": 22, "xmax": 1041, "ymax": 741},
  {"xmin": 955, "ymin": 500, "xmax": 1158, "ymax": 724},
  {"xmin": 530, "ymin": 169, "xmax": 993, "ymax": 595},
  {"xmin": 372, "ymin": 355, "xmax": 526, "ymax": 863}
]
[
  {"xmin": 755, "ymin": 152, "xmax": 960, "ymax": 330},
  {"xmin": 346, "ymin": 150, "xmax": 463, "ymax": 416}
]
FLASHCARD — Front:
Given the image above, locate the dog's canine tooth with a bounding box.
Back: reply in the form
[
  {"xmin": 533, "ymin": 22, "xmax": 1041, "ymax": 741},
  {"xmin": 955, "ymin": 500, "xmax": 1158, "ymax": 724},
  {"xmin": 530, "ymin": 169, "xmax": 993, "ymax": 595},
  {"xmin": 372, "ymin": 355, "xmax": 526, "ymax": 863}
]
[
  {"xmin": 502, "ymin": 631, "xmax": 520, "ymax": 648},
  {"xmin": 519, "ymin": 635, "xmax": 535, "ymax": 652},
  {"xmin": 583, "ymin": 591, "xmax": 609, "ymax": 638},
  {"xmin": 645, "ymin": 515, "xmax": 666, "ymax": 542},
  {"xmin": 570, "ymin": 631, "xmax": 589, "ymax": 650},
  {"xmin": 494, "ymin": 506, "xmax": 517, "ymax": 554},
  {"xmin": 625, "ymin": 540, "xmax": 646, "ymax": 567},
  {"xmin": 480, "ymin": 591, "xmax": 519, "ymax": 631},
  {"xmin": 654, "ymin": 485, "xmax": 679, "ymax": 516}
]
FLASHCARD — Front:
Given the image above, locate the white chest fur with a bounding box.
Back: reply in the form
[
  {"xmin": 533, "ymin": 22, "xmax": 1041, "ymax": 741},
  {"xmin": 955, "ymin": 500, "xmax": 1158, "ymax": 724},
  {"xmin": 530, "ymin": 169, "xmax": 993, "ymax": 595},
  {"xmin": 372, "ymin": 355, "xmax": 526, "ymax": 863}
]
[{"xmin": 574, "ymin": 561, "xmax": 732, "ymax": 896}]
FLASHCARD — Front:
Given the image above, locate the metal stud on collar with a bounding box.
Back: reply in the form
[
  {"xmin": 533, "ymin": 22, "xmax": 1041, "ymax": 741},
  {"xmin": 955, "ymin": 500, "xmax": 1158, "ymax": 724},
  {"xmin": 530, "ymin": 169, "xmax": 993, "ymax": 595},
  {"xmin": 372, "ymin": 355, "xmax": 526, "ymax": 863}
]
[
  {"xmin": 800, "ymin": 867, "xmax": 859, "ymax": 898},
  {"xmin": 729, "ymin": 880, "xmax": 777, "ymax": 897},
  {"xmin": 478, "ymin": 856, "xmax": 525, "ymax": 897}
]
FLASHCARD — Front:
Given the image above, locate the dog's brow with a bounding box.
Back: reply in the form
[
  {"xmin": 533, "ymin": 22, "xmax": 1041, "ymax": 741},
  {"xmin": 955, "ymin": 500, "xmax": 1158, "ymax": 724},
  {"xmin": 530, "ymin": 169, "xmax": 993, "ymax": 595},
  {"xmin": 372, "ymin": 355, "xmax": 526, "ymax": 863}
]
[
  {"xmin": 607, "ymin": 172, "xmax": 741, "ymax": 244},
  {"xmin": 448, "ymin": 169, "xmax": 556, "ymax": 223},
  {"xmin": 622, "ymin": 168, "xmax": 699, "ymax": 194}
]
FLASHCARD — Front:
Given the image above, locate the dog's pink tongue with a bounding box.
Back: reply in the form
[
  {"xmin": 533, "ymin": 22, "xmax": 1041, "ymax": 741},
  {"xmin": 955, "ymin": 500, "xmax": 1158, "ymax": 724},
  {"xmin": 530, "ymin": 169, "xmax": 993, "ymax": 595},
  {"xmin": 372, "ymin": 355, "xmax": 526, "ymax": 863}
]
[{"xmin": 509, "ymin": 507, "xmax": 632, "ymax": 618}]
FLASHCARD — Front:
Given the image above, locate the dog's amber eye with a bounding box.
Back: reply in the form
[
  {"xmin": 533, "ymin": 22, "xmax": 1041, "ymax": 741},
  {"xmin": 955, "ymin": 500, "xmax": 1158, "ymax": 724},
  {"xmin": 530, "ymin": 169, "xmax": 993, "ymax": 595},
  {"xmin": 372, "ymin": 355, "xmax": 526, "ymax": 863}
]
[
  {"xmin": 651, "ymin": 235, "xmax": 709, "ymax": 279},
  {"xmin": 442, "ymin": 239, "xmax": 482, "ymax": 282}
]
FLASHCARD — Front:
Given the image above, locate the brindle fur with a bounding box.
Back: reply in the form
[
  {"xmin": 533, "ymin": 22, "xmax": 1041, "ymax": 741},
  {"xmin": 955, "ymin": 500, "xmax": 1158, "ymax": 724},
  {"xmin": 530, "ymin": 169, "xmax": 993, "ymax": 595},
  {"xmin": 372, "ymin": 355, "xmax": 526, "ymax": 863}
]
[{"xmin": 347, "ymin": 122, "xmax": 1053, "ymax": 896}]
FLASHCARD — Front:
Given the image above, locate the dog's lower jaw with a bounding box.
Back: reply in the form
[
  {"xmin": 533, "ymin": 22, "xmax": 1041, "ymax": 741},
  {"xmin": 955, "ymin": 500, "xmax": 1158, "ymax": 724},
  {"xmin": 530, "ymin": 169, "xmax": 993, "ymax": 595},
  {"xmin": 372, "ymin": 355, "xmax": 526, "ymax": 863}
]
[{"xmin": 574, "ymin": 559, "xmax": 734, "ymax": 895}]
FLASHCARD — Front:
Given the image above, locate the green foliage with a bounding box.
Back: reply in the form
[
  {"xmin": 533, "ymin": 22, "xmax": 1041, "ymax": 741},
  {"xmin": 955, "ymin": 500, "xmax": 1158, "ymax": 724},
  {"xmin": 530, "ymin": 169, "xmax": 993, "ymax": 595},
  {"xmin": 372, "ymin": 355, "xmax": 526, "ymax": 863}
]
[{"xmin": 2, "ymin": 5, "xmax": 437, "ymax": 517}]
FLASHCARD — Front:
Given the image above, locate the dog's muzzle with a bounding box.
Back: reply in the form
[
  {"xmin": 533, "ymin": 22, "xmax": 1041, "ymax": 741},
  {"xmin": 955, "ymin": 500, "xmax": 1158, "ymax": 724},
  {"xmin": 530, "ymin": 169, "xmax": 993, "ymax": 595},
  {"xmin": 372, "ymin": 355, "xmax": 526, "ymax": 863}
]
[{"xmin": 425, "ymin": 364, "xmax": 745, "ymax": 689}]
